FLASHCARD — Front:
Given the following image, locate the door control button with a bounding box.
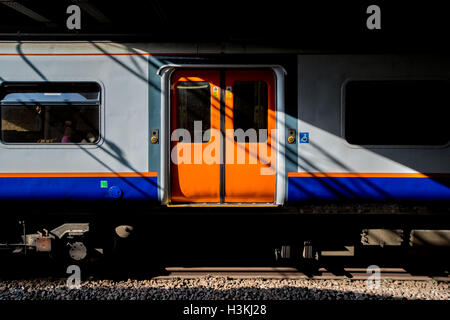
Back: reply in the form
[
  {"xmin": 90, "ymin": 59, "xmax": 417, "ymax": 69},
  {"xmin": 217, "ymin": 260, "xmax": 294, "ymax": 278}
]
[
  {"xmin": 288, "ymin": 128, "xmax": 296, "ymax": 144},
  {"xmin": 151, "ymin": 129, "xmax": 159, "ymax": 144}
]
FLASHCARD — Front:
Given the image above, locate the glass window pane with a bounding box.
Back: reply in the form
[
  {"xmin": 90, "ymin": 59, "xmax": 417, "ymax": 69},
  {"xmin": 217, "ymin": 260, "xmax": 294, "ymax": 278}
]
[
  {"xmin": 176, "ymin": 81, "xmax": 211, "ymax": 143},
  {"xmin": 1, "ymin": 105, "xmax": 99, "ymax": 143},
  {"xmin": 345, "ymin": 80, "xmax": 450, "ymax": 145},
  {"xmin": 233, "ymin": 81, "xmax": 268, "ymax": 142},
  {"xmin": 0, "ymin": 82, "xmax": 100, "ymax": 144}
]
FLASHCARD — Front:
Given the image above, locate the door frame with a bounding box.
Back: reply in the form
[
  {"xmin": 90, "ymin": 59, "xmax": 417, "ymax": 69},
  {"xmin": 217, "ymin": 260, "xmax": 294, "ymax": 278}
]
[{"xmin": 158, "ymin": 64, "xmax": 286, "ymax": 206}]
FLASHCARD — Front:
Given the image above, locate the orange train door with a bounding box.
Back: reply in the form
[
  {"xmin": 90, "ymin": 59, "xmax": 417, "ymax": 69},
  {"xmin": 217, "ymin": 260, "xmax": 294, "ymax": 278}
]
[
  {"xmin": 170, "ymin": 70, "xmax": 221, "ymax": 202},
  {"xmin": 170, "ymin": 69, "xmax": 276, "ymax": 204},
  {"xmin": 224, "ymin": 70, "xmax": 276, "ymax": 202}
]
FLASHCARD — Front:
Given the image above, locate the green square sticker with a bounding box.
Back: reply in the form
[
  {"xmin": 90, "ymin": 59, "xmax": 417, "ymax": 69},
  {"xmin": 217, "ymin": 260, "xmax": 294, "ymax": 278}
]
[{"xmin": 100, "ymin": 180, "xmax": 108, "ymax": 188}]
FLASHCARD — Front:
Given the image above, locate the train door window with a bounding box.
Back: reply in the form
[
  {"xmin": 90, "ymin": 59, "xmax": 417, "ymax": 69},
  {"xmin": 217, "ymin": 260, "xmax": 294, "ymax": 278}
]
[
  {"xmin": 0, "ymin": 82, "xmax": 100, "ymax": 144},
  {"xmin": 176, "ymin": 81, "xmax": 211, "ymax": 142},
  {"xmin": 344, "ymin": 80, "xmax": 450, "ymax": 145},
  {"xmin": 233, "ymin": 81, "xmax": 268, "ymax": 142}
]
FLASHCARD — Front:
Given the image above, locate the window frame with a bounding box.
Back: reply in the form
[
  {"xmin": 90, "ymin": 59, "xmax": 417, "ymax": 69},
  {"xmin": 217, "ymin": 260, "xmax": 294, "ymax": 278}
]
[
  {"xmin": 341, "ymin": 77, "xmax": 450, "ymax": 149},
  {"xmin": 0, "ymin": 81, "xmax": 104, "ymax": 149}
]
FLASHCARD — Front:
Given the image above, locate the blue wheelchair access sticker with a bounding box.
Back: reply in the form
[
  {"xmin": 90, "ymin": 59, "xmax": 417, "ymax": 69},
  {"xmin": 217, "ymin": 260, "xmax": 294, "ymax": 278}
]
[{"xmin": 299, "ymin": 132, "xmax": 309, "ymax": 143}]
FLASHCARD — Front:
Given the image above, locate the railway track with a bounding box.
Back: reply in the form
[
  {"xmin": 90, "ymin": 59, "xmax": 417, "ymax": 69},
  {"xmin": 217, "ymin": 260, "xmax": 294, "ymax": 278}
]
[
  {"xmin": 1, "ymin": 255, "xmax": 448, "ymax": 300},
  {"xmin": 156, "ymin": 267, "xmax": 450, "ymax": 282},
  {"xmin": 1, "ymin": 265, "xmax": 448, "ymax": 301}
]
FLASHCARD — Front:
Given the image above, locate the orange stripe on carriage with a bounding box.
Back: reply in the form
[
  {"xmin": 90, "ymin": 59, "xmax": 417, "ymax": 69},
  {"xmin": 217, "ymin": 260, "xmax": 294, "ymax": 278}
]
[{"xmin": 287, "ymin": 172, "xmax": 450, "ymax": 178}]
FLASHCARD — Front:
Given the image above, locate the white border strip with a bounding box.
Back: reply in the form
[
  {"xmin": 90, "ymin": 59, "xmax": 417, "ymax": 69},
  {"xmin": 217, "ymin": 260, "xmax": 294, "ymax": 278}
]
[{"xmin": 158, "ymin": 64, "xmax": 287, "ymax": 205}]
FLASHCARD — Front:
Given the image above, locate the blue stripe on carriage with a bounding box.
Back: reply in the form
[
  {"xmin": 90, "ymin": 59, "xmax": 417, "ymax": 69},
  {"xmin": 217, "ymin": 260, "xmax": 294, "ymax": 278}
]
[
  {"xmin": 288, "ymin": 176, "xmax": 450, "ymax": 202},
  {"xmin": 0, "ymin": 176, "xmax": 158, "ymax": 201}
]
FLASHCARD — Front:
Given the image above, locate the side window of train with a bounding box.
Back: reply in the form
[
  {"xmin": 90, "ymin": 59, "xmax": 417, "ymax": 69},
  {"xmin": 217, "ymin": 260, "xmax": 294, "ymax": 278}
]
[
  {"xmin": 0, "ymin": 82, "xmax": 100, "ymax": 144},
  {"xmin": 233, "ymin": 81, "xmax": 268, "ymax": 142},
  {"xmin": 176, "ymin": 81, "xmax": 211, "ymax": 142},
  {"xmin": 344, "ymin": 80, "xmax": 450, "ymax": 146}
]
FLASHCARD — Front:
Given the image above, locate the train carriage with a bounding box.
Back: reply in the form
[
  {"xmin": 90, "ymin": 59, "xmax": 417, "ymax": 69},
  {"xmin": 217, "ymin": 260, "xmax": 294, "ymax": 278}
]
[{"xmin": 0, "ymin": 42, "xmax": 449, "ymax": 263}]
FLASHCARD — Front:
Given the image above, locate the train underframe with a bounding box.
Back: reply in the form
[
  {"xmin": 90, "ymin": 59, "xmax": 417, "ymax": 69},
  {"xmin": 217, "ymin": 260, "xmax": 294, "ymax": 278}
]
[{"xmin": 0, "ymin": 200, "xmax": 449, "ymax": 272}]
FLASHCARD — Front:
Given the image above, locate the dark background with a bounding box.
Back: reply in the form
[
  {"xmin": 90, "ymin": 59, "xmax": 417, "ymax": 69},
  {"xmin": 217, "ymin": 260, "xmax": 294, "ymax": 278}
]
[{"xmin": 0, "ymin": 0, "xmax": 448, "ymax": 52}]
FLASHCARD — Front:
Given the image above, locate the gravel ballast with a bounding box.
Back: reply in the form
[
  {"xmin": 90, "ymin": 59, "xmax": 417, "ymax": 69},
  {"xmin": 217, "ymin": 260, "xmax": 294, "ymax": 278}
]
[{"xmin": 0, "ymin": 276, "xmax": 448, "ymax": 300}]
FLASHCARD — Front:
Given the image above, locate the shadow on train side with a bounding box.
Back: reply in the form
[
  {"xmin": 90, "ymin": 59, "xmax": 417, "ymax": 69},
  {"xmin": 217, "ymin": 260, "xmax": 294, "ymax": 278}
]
[
  {"xmin": 113, "ymin": 43, "xmax": 398, "ymax": 205},
  {"xmin": 126, "ymin": 43, "xmax": 450, "ymax": 207},
  {"xmin": 290, "ymin": 137, "xmax": 450, "ymax": 202},
  {"xmin": 4, "ymin": 42, "xmax": 449, "ymax": 215},
  {"xmin": 15, "ymin": 43, "xmax": 49, "ymax": 81},
  {"xmin": 8, "ymin": 42, "xmax": 160, "ymax": 200}
]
